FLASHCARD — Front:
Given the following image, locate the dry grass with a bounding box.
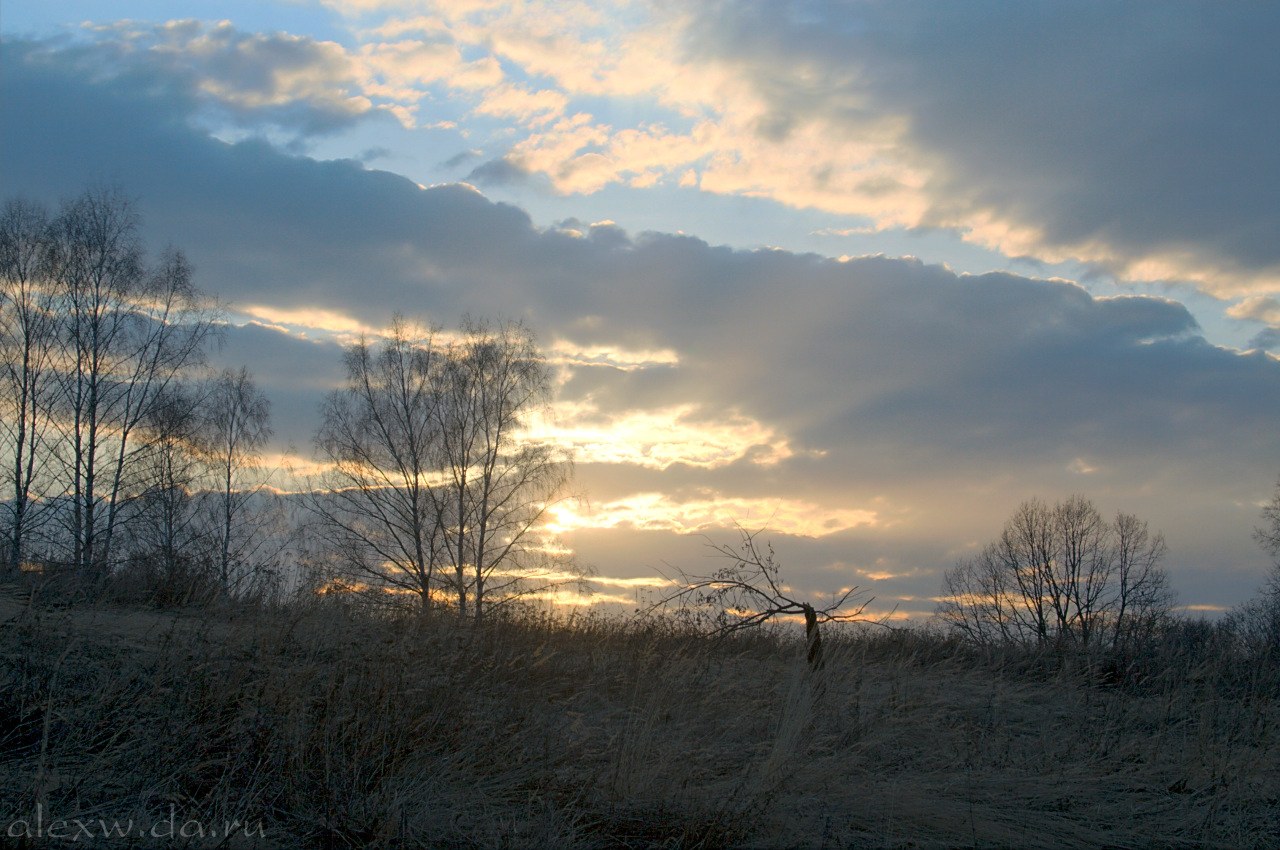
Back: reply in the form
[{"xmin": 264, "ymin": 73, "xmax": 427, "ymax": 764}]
[{"xmin": 0, "ymin": 585, "xmax": 1277, "ymax": 848}]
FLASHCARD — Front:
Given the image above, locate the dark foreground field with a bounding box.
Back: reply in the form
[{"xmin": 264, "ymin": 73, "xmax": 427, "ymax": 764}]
[{"xmin": 1, "ymin": 586, "xmax": 1277, "ymax": 849}]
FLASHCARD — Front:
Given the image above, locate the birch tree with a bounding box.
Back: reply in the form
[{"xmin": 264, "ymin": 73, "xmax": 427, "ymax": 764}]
[
  {"xmin": 433, "ymin": 319, "xmax": 570, "ymax": 623},
  {"xmin": 47, "ymin": 188, "xmax": 215, "ymax": 579},
  {"xmin": 311, "ymin": 318, "xmax": 447, "ymax": 612},
  {"xmin": 203, "ymin": 367, "xmax": 275, "ymax": 595},
  {"xmin": 1230, "ymin": 477, "xmax": 1280, "ymax": 658},
  {"xmin": 127, "ymin": 386, "xmax": 213, "ymax": 600},
  {"xmin": 0, "ymin": 198, "xmax": 58, "ymax": 574},
  {"xmin": 311, "ymin": 317, "xmax": 572, "ymax": 619}
]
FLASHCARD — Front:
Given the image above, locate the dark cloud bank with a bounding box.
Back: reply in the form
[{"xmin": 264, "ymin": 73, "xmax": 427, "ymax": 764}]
[
  {"xmin": 3, "ymin": 39, "xmax": 1278, "ymax": 611},
  {"xmin": 687, "ymin": 0, "xmax": 1280, "ymax": 291}
]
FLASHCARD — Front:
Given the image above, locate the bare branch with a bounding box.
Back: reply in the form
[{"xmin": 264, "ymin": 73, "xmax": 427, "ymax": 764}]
[{"xmin": 644, "ymin": 524, "xmax": 873, "ymax": 670}]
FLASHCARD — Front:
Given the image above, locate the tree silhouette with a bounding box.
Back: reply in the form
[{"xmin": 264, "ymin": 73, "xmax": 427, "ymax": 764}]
[
  {"xmin": 650, "ymin": 526, "xmax": 871, "ymax": 670},
  {"xmin": 938, "ymin": 495, "xmax": 1172, "ymax": 652}
]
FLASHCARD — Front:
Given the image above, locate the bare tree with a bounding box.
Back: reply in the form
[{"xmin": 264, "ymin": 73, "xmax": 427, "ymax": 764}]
[
  {"xmin": 1110, "ymin": 510, "xmax": 1172, "ymax": 652},
  {"xmin": 1254, "ymin": 475, "xmax": 1280, "ymax": 563},
  {"xmin": 649, "ymin": 526, "xmax": 872, "ymax": 671},
  {"xmin": 433, "ymin": 318, "xmax": 571, "ymax": 623},
  {"xmin": 202, "ymin": 367, "xmax": 275, "ymax": 596},
  {"xmin": 937, "ymin": 495, "xmax": 1172, "ymax": 651},
  {"xmin": 1231, "ymin": 476, "xmax": 1280, "ymax": 657},
  {"xmin": 126, "ymin": 386, "xmax": 214, "ymax": 601},
  {"xmin": 0, "ymin": 198, "xmax": 58, "ymax": 574},
  {"xmin": 310, "ymin": 317, "xmax": 448, "ymax": 612},
  {"xmin": 46, "ymin": 188, "xmax": 216, "ymax": 579},
  {"xmin": 117, "ymin": 368, "xmax": 279, "ymax": 604},
  {"xmin": 310, "ymin": 316, "xmax": 573, "ymax": 619}
]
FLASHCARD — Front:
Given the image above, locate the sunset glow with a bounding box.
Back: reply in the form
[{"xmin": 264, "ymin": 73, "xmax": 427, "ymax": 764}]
[
  {"xmin": 527, "ymin": 402, "xmax": 798, "ymax": 470},
  {"xmin": 543, "ymin": 493, "xmax": 878, "ymax": 538}
]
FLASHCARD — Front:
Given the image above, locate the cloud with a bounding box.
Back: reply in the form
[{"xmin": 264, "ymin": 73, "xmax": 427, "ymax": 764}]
[
  {"xmin": 465, "ymin": 156, "xmax": 532, "ymax": 187},
  {"xmin": 69, "ymin": 20, "xmax": 378, "ymax": 135},
  {"xmin": 682, "ymin": 1, "xmax": 1280, "ymax": 295},
  {"xmin": 1227, "ymin": 296, "xmax": 1280, "ymax": 326},
  {"xmin": 326, "ymin": 0, "xmax": 1280, "ymax": 301},
  {"xmin": 358, "ymin": 146, "xmax": 392, "ymax": 162},
  {"xmin": 38, "ymin": 19, "xmax": 498, "ymax": 136},
  {"xmin": 207, "ymin": 322, "xmax": 346, "ymax": 449},
  {"xmin": 8, "ymin": 39, "xmax": 1271, "ymax": 468},
  {"xmin": 528, "ymin": 401, "xmax": 798, "ymax": 471},
  {"xmin": 356, "ymin": 38, "xmax": 509, "ymax": 110},
  {"xmin": 442, "ymin": 148, "xmax": 482, "ymax": 169},
  {"xmin": 545, "ymin": 492, "xmax": 879, "ymax": 538},
  {"xmin": 472, "ymin": 82, "xmax": 569, "ymax": 125},
  {"xmin": 233, "ymin": 304, "xmax": 377, "ymax": 339},
  {"xmin": 1247, "ymin": 328, "xmax": 1280, "ymax": 353},
  {"xmin": 53, "ymin": 2, "xmax": 1280, "ymax": 301},
  {"xmin": 300, "ymin": 1, "xmax": 937, "ymax": 229},
  {"xmin": 5, "ymin": 39, "xmax": 1278, "ymax": 613}
]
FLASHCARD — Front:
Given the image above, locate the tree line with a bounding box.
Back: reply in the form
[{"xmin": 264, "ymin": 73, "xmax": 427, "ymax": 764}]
[
  {"xmin": 0, "ymin": 189, "xmax": 276, "ymax": 600},
  {"xmin": 0, "ymin": 188, "xmax": 571, "ymax": 618},
  {"xmin": 935, "ymin": 492, "xmax": 1280, "ymax": 668}
]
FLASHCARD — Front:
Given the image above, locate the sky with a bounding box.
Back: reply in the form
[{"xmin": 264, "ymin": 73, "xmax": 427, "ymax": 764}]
[{"xmin": 3, "ymin": 0, "xmax": 1280, "ymax": 619}]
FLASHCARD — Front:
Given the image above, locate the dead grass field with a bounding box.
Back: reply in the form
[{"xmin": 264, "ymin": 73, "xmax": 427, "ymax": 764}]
[{"xmin": 1, "ymin": 584, "xmax": 1277, "ymax": 848}]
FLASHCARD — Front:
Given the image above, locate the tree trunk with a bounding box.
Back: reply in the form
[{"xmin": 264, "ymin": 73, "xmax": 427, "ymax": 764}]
[{"xmin": 803, "ymin": 604, "xmax": 824, "ymax": 672}]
